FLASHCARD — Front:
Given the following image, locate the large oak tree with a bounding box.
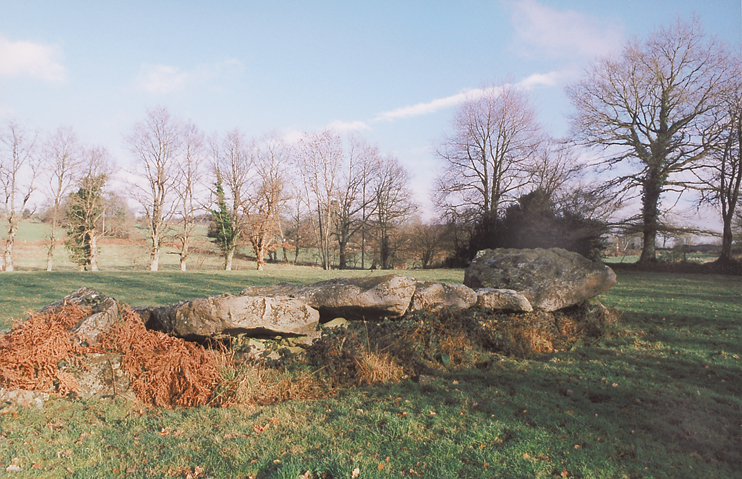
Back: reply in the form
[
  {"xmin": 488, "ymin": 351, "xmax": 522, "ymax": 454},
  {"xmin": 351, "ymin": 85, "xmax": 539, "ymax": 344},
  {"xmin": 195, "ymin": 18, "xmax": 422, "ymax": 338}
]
[{"xmin": 567, "ymin": 17, "xmax": 728, "ymax": 263}]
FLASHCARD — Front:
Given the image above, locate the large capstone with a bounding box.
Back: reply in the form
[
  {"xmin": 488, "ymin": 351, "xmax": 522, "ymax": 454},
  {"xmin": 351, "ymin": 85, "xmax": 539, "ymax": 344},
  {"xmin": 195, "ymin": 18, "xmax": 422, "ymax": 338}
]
[
  {"xmin": 143, "ymin": 295, "xmax": 320, "ymax": 340},
  {"xmin": 242, "ymin": 274, "xmax": 417, "ymax": 321},
  {"xmin": 464, "ymin": 248, "xmax": 616, "ymax": 312}
]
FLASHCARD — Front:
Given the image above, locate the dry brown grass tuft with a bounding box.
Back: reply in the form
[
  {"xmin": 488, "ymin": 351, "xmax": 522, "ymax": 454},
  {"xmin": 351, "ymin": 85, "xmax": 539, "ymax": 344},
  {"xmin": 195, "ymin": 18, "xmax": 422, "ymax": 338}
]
[
  {"xmin": 0, "ymin": 303, "xmax": 91, "ymax": 395},
  {"xmin": 98, "ymin": 307, "xmax": 220, "ymax": 408},
  {"xmin": 355, "ymin": 350, "xmax": 406, "ymax": 384},
  {"xmin": 212, "ymin": 353, "xmax": 330, "ymax": 407}
]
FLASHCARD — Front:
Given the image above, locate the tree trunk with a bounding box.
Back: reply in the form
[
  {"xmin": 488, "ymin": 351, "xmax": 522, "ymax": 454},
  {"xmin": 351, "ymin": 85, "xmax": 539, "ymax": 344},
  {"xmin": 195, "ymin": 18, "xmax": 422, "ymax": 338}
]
[
  {"xmin": 89, "ymin": 234, "xmax": 99, "ymax": 271},
  {"xmin": 225, "ymin": 247, "xmax": 235, "ymax": 271},
  {"xmin": 639, "ymin": 175, "xmax": 662, "ymax": 263},
  {"xmin": 719, "ymin": 209, "xmax": 735, "ymax": 262},
  {"xmin": 150, "ymin": 234, "xmax": 160, "ymax": 271},
  {"xmin": 180, "ymin": 243, "xmax": 188, "ymax": 271},
  {"xmin": 46, "ymin": 219, "xmax": 57, "ymax": 272},
  {"xmin": 3, "ymin": 217, "xmax": 18, "ymax": 272},
  {"xmin": 338, "ymin": 243, "xmax": 347, "ymax": 270}
]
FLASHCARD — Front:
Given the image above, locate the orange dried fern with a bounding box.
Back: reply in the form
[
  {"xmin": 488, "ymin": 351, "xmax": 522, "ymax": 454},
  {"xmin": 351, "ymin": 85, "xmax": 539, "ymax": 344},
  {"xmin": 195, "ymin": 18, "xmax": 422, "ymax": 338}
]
[
  {"xmin": 98, "ymin": 307, "xmax": 220, "ymax": 408},
  {"xmin": 0, "ymin": 303, "xmax": 90, "ymax": 394}
]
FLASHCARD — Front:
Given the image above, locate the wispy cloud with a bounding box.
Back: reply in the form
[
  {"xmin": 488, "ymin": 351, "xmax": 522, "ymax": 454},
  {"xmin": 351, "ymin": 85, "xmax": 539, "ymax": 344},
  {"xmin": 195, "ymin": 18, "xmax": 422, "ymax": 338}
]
[
  {"xmin": 0, "ymin": 35, "xmax": 66, "ymax": 82},
  {"xmin": 509, "ymin": 0, "xmax": 623, "ymax": 59},
  {"xmin": 373, "ymin": 88, "xmax": 492, "ymax": 122},
  {"xmin": 374, "ymin": 72, "xmax": 563, "ymax": 122},
  {"xmin": 326, "ymin": 120, "xmax": 370, "ymax": 132},
  {"xmin": 135, "ymin": 59, "xmax": 243, "ymax": 95}
]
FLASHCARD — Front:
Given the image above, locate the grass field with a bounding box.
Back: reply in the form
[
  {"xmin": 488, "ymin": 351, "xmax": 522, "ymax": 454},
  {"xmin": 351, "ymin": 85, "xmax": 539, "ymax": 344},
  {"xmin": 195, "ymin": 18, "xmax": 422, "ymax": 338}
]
[{"xmin": 0, "ymin": 270, "xmax": 739, "ymax": 477}]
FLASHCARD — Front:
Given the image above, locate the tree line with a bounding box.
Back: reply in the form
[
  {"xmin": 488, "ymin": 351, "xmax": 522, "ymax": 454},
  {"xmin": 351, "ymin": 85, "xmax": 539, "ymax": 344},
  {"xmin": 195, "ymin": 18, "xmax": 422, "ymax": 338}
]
[
  {"xmin": 1, "ymin": 16, "xmax": 740, "ymax": 272},
  {"xmin": 0, "ymin": 110, "xmax": 421, "ymax": 272}
]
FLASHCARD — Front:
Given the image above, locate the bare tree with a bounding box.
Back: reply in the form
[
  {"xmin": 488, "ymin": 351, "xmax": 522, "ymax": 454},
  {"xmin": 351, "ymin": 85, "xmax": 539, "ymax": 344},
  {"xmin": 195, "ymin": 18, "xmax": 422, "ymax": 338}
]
[
  {"xmin": 373, "ymin": 155, "xmax": 416, "ymax": 269},
  {"xmin": 42, "ymin": 126, "xmax": 83, "ymax": 271},
  {"xmin": 173, "ymin": 122, "xmax": 204, "ymax": 271},
  {"xmin": 408, "ymin": 219, "xmax": 447, "ymax": 269},
  {"xmin": 0, "ymin": 121, "xmax": 39, "ymax": 272},
  {"xmin": 698, "ymin": 54, "xmax": 742, "ymax": 263},
  {"xmin": 64, "ymin": 147, "xmax": 110, "ymax": 271},
  {"xmin": 333, "ymin": 137, "xmax": 380, "ymax": 269},
  {"xmin": 243, "ymin": 135, "xmax": 287, "ymax": 271},
  {"xmin": 210, "ymin": 129, "xmax": 251, "ymax": 270},
  {"xmin": 528, "ymin": 141, "xmax": 582, "ymax": 201},
  {"xmin": 284, "ymin": 186, "xmax": 313, "ymax": 265},
  {"xmin": 296, "ymin": 130, "xmax": 342, "ymax": 269},
  {"xmin": 127, "ymin": 107, "xmax": 181, "ymax": 271},
  {"xmin": 566, "ymin": 16, "xmax": 729, "ymax": 263},
  {"xmin": 436, "ymin": 84, "xmax": 544, "ymax": 219}
]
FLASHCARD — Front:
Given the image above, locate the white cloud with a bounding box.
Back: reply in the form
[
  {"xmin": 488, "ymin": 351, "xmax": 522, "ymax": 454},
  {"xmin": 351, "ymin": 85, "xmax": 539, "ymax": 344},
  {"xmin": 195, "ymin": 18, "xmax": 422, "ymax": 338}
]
[
  {"xmin": 135, "ymin": 59, "xmax": 244, "ymax": 95},
  {"xmin": 373, "ymin": 87, "xmax": 492, "ymax": 122},
  {"xmin": 509, "ymin": 0, "xmax": 623, "ymax": 59},
  {"xmin": 0, "ymin": 35, "xmax": 66, "ymax": 81},
  {"xmin": 516, "ymin": 70, "xmax": 563, "ymax": 89},
  {"xmin": 326, "ymin": 120, "xmax": 370, "ymax": 132},
  {"xmin": 135, "ymin": 64, "xmax": 189, "ymax": 94},
  {"xmin": 373, "ymin": 71, "xmax": 564, "ymax": 122}
]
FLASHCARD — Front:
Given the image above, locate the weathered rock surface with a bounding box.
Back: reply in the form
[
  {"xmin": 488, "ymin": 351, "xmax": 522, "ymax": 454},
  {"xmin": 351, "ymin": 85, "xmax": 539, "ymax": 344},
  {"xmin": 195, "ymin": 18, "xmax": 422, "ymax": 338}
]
[
  {"xmin": 144, "ymin": 294, "xmax": 320, "ymax": 340},
  {"xmin": 410, "ymin": 282, "xmax": 478, "ymax": 312},
  {"xmin": 40, "ymin": 287, "xmax": 118, "ymax": 344},
  {"xmin": 475, "ymin": 288, "xmax": 533, "ymax": 312},
  {"xmin": 464, "ymin": 248, "xmax": 616, "ymax": 312},
  {"xmin": 0, "ymin": 388, "xmax": 49, "ymax": 410},
  {"xmin": 242, "ymin": 274, "xmax": 417, "ymax": 321},
  {"xmin": 60, "ymin": 353, "xmax": 134, "ymax": 400}
]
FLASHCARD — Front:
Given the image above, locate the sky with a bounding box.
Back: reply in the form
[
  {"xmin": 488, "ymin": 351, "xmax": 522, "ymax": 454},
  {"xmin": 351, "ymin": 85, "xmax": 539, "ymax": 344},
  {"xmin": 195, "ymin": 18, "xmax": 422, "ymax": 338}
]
[{"xmin": 1, "ymin": 0, "xmax": 741, "ymax": 228}]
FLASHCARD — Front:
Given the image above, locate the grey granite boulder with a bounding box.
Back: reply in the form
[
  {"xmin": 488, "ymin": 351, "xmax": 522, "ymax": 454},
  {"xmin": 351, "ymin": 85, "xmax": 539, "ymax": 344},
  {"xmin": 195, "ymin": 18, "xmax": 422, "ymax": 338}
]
[
  {"xmin": 409, "ymin": 282, "xmax": 478, "ymax": 312},
  {"xmin": 242, "ymin": 274, "xmax": 417, "ymax": 321},
  {"xmin": 144, "ymin": 294, "xmax": 320, "ymax": 340},
  {"xmin": 475, "ymin": 288, "xmax": 533, "ymax": 312},
  {"xmin": 40, "ymin": 288, "xmax": 118, "ymax": 345},
  {"xmin": 464, "ymin": 248, "xmax": 616, "ymax": 311}
]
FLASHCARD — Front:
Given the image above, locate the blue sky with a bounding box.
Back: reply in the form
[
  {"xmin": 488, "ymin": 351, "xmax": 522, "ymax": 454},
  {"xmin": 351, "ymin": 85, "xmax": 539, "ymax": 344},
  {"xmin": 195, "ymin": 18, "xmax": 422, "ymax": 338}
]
[{"xmin": 1, "ymin": 0, "xmax": 740, "ymax": 221}]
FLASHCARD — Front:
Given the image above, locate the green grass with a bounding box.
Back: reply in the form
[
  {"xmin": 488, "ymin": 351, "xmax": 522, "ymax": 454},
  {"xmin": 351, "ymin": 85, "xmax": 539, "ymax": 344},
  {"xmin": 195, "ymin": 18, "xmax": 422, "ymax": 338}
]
[{"xmin": 0, "ymin": 270, "xmax": 740, "ymax": 477}]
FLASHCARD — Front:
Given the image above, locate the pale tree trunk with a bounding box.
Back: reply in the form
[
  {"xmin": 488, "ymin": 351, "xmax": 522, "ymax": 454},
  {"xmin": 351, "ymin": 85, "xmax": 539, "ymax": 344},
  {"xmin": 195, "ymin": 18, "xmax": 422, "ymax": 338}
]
[
  {"xmin": 150, "ymin": 236, "xmax": 160, "ymax": 271},
  {"xmin": 89, "ymin": 234, "xmax": 99, "ymax": 272},
  {"xmin": 180, "ymin": 243, "xmax": 188, "ymax": 271},
  {"xmin": 3, "ymin": 215, "xmax": 18, "ymax": 272},
  {"xmin": 225, "ymin": 247, "xmax": 235, "ymax": 271},
  {"xmin": 46, "ymin": 216, "xmax": 59, "ymax": 271}
]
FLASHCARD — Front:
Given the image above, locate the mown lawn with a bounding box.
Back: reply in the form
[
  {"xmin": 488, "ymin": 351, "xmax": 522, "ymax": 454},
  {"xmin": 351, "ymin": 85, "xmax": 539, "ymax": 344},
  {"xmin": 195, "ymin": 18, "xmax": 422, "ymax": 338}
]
[{"xmin": 0, "ymin": 270, "xmax": 739, "ymax": 478}]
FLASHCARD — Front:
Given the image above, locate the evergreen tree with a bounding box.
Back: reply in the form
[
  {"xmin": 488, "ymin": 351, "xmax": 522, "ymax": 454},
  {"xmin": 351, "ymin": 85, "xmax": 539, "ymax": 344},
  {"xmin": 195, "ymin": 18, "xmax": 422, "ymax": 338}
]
[
  {"xmin": 207, "ymin": 175, "xmax": 240, "ymax": 269},
  {"xmin": 65, "ymin": 173, "xmax": 106, "ymax": 271}
]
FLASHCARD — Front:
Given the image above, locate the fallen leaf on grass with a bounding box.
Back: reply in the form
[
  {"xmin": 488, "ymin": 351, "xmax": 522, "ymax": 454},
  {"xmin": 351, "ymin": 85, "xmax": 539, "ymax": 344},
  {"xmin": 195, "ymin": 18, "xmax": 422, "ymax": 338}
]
[
  {"xmin": 75, "ymin": 431, "xmax": 90, "ymax": 445},
  {"xmin": 253, "ymin": 423, "xmax": 270, "ymax": 434},
  {"xmin": 377, "ymin": 462, "xmax": 385, "ymax": 471},
  {"xmin": 160, "ymin": 427, "xmax": 172, "ymax": 436}
]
